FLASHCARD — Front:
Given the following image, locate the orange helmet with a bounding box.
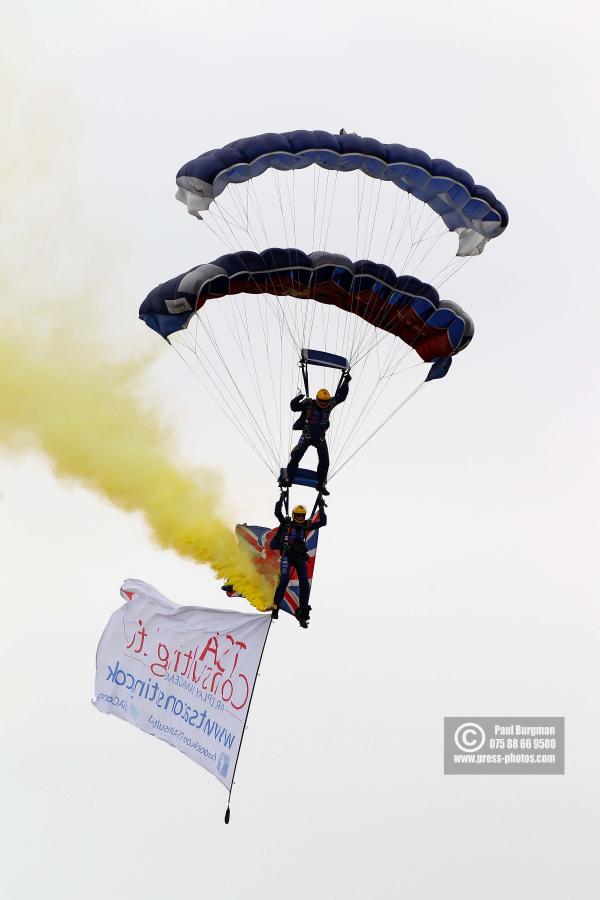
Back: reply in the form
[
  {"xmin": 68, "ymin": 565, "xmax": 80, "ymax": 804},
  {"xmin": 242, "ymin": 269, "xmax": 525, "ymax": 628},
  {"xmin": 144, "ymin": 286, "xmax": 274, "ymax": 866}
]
[{"xmin": 316, "ymin": 388, "xmax": 332, "ymax": 408}]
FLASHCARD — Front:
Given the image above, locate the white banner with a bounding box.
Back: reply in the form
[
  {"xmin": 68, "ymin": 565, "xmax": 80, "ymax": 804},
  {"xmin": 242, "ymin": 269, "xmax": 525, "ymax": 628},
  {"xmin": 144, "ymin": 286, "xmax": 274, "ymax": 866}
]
[{"xmin": 94, "ymin": 579, "xmax": 270, "ymax": 790}]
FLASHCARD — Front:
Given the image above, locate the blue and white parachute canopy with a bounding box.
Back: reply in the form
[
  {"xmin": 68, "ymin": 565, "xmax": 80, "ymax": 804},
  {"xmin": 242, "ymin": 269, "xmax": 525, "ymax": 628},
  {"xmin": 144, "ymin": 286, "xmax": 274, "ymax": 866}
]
[{"xmin": 176, "ymin": 130, "xmax": 508, "ymax": 257}]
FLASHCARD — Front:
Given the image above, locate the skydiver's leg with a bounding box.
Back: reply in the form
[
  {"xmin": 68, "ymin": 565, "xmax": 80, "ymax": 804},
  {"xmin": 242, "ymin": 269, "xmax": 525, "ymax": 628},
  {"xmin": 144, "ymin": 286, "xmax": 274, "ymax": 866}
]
[
  {"xmin": 316, "ymin": 439, "xmax": 330, "ymax": 489},
  {"xmin": 296, "ymin": 556, "xmax": 311, "ymax": 615},
  {"xmin": 273, "ymin": 554, "xmax": 291, "ymax": 610},
  {"xmin": 284, "ymin": 435, "xmax": 310, "ymax": 484}
]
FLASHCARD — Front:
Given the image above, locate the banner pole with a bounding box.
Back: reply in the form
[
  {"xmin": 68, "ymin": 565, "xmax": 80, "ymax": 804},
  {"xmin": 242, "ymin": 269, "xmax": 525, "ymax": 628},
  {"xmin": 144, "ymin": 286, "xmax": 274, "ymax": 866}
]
[{"xmin": 224, "ymin": 616, "xmax": 273, "ymax": 824}]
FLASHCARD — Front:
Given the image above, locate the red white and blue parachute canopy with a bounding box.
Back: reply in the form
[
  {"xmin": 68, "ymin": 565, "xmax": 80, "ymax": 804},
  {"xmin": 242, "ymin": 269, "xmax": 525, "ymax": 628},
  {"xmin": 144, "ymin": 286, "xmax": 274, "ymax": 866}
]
[{"xmin": 140, "ymin": 248, "xmax": 473, "ymax": 367}]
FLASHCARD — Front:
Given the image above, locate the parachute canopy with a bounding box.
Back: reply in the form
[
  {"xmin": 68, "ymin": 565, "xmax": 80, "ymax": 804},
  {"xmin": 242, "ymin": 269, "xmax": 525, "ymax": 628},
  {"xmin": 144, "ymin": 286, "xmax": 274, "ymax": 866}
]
[
  {"xmin": 176, "ymin": 130, "xmax": 508, "ymax": 256},
  {"xmin": 140, "ymin": 128, "xmax": 508, "ymax": 479},
  {"xmin": 140, "ymin": 248, "xmax": 474, "ymax": 477},
  {"xmin": 140, "ymin": 248, "xmax": 474, "ymax": 364}
]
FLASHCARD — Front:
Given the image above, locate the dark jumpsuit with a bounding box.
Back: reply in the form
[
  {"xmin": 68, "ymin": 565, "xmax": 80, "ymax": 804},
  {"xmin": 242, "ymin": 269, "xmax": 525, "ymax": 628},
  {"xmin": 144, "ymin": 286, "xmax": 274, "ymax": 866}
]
[
  {"xmin": 285, "ymin": 377, "xmax": 350, "ymax": 486},
  {"xmin": 271, "ymin": 497, "xmax": 327, "ymax": 614}
]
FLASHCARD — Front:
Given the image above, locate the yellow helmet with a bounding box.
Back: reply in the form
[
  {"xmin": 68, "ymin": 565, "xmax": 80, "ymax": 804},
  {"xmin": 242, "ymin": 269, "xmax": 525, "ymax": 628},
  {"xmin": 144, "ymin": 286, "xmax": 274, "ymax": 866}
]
[
  {"xmin": 316, "ymin": 388, "xmax": 331, "ymax": 408},
  {"xmin": 292, "ymin": 504, "xmax": 307, "ymax": 523}
]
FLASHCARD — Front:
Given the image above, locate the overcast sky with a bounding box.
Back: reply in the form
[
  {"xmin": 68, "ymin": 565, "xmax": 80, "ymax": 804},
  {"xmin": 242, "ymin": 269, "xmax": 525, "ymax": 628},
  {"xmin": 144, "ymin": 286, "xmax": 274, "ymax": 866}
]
[{"xmin": 2, "ymin": 2, "xmax": 600, "ymax": 898}]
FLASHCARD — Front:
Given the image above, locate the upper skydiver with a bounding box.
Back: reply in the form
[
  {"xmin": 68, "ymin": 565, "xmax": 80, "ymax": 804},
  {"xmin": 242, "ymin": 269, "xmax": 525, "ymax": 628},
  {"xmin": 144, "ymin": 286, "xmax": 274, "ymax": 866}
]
[
  {"xmin": 279, "ymin": 372, "xmax": 351, "ymax": 495},
  {"xmin": 270, "ymin": 492, "xmax": 327, "ymax": 628}
]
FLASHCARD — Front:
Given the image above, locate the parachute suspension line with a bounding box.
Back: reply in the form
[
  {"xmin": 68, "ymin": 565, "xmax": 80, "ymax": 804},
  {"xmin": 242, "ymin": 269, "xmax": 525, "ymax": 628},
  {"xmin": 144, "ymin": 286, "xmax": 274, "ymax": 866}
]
[
  {"xmin": 202, "ymin": 297, "xmax": 278, "ymax": 455},
  {"xmin": 385, "ymin": 189, "xmax": 414, "ymax": 271},
  {"xmin": 346, "ymin": 174, "xmax": 384, "ymax": 362},
  {"xmin": 365, "ymin": 178, "xmax": 383, "ymax": 262},
  {"xmin": 226, "ymin": 180, "xmax": 313, "ymax": 392},
  {"xmin": 284, "ymin": 170, "xmax": 297, "ymax": 245},
  {"xmin": 276, "ymin": 170, "xmax": 314, "ymax": 457},
  {"xmin": 396, "ymin": 207, "xmax": 437, "ymax": 273},
  {"xmin": 329, "ymin": 382, "xmax": 425, "ymax": 480},
  {"xmin": 231, "ymin": 177, "xmax": 296, "ymax": 464},
  {"xmin": 327, "ymin": 349, "xmax": 372, "ymax": 462},
  {"xmin": 331, "ymin": 307, "xmax": 431, "ymax": 465},
  {"xmin": 396, "ymin": 202, "xmax": 434, "ymax": 276},
  {"xmin": 232, "ymin": 294, "xmax": 282, "ymax": 460},
  {"xmin": 380, "ymin": 187, "xmax": 403, "ymax": 263},
  {"xmin": 248, "ymin": 179, "xmax": 272, "ymax": 247},
  {"xmin": 205, "ymin": 201, "xmax": 248, "ymax": 236},
  {"xmin": 304, "ymin": 165, "xmax": 331, "ymax": 351},
  {"xmin": 333, "ymin": 320, "xmax": 417, "ymax": 463},
  {"xmin": 181, "ymin": 315, "xmax": 261, "ymax": 440},
  {"xmin": 322, "ymin": 169, "xmax": 339, "ymax": 250},
  {"xmin": 409, "ymin": 229, "xmax": 446, "ymax": 280},
  {"xmin": 225, "ymin": 616, "xmax": 272, "ymax": 826},
  {"xmin": 334, "ymin": 351, "xmax": 425, "ymax": 466},
  {"xmin": 317, "ymin": 169, "xmax": 333, "ymax": 250},
  {"xmin": 343, "ymin": 187, "xmax": 407, "ymax": 365},
  {"xmin": 329, "ymin": 340, "xmax": 396, "ymax": 464},
  {"xmin": 192, "ymin": 313, "xmax": 282, "ymax": 473},
  {"xmin": 181, "ymin": 318, "xmax": 279, "ymax": 472},
  {"xmin": 255, "ymin": 294, "xmax": 284, "ymax": 466},
  {"xmin": 350, "ymin": 329, "xmax": 392, "ymax": 368},
  {"xmin": 349, "ymin": 201, "xmax": 447, "ymax": 365},
  {"xmin": 207, "ymin": 195, "xmax": 304, "ymax": 353},
  {"xmin": 204, "ymin": 294, "xmax": 278, "ymax": 458},
  {"xmin": 275, "ymin": 170, "xmax": 309, "ymax": 381},
  {"xmin": 311, "ymin": 164, "xmax": 323, "ymax": 251},
  {"xmin": 375, "ymin": 329, "xmax": 419, "ymax": 380},
  {"xmin": 348, "ymin": 177, "xmax": 384, "ymax": 359},
  {"xmin": 272, "ymin": 168, "xmax": 290, "ymax": 248},
  {"xmin": 200, "ymin": 209, "xmax": 238, "ymax": 253},
  {"xmin": 434, "ymin": 255, "xmax": 472, "ymax": 289},
  {"xmin": 171, "ymin": 341, "xmax": 275, "ymax": 475},
  {"xmin": 348, "ymin": 176, "xmax": 375, "ymax": 357},
  {"xmin": 242, "ymin": 293, "xmax": 288, "ymax": 468},
  {"xmin": 378, "ymin": 358, "xmax": 426, "ymax": 381},
  {"xmin": 336, "ymin": 172, "xmax": 365, "ymax": 364}
]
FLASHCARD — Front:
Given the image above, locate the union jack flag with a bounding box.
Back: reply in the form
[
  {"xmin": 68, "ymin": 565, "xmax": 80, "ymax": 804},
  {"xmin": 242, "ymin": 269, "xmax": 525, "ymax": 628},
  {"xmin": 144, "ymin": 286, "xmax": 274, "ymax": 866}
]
[{"xmin": 222, "ymin": 512, "xmax": 322, "ymax": 616}]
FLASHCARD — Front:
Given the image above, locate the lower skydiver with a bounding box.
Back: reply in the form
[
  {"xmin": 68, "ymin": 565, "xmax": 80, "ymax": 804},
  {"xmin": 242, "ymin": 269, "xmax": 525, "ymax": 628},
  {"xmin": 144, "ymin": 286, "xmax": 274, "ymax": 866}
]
[
  {"xmin": 279, "ymin": 371, "xmax": 351, "ymax": 496},
  {"xmin": 270, "ymin": 492, "xmax": 327, "ymax": 628}
]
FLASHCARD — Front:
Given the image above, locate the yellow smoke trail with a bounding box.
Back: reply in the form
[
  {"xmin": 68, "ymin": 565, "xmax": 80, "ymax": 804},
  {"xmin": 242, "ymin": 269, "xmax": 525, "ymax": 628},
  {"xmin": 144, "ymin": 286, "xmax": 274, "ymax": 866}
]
[
  {"xmin": 0, "ymin": 46, "xmax": 273, "ymax": 611},
  {"xmin": 0, "ymin": 333, "xmax": 273, "ymax": 610}
]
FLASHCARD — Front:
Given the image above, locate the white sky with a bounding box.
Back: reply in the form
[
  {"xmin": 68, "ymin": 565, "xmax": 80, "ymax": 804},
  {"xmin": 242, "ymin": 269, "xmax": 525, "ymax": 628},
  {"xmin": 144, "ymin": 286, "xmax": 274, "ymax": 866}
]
[{"xmin": 2, "ymin": 1, "xmax": 600, "ymax": 898}]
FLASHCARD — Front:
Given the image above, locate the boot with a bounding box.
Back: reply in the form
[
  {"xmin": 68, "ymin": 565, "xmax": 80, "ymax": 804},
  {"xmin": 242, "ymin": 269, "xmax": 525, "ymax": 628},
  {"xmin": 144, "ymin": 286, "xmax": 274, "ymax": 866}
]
[{"xmin": 295, "ymin": 605, "xmax": 311, "ymax": 629}]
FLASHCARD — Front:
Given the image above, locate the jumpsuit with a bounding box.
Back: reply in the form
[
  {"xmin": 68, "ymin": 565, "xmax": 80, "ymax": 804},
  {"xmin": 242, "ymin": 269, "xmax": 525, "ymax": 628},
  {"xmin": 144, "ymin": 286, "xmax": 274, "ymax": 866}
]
[
  {"xmin": 284, "ymin": 377, "xmax": 350, "ymax": 486},
  {"xmin": 271, "ymin": 497, "xmax": 327, "ymax": 614}
]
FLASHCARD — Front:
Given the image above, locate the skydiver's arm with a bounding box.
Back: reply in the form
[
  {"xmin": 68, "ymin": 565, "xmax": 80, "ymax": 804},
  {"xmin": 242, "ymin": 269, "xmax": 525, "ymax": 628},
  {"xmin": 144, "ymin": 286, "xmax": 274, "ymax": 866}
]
[
  {"xmin": 308, "ymin": 509, "xmax": 327, "ymax": 529},
  {"xmin": 290, "ymin": 393, "xmax": 307, "ymax": 412},
  {"xmin": 274, "ymin": 497, "xmax": 286, "ymax": 524},
  {"xmin": 331, "ymin": 373, "xmax": 351, "ymax": 407}
]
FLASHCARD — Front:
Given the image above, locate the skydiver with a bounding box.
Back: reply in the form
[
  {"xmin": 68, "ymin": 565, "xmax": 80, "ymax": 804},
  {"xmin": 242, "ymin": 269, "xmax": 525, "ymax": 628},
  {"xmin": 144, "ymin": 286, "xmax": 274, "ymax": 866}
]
[
  {"xmin": 279, "ymin": 372, "xmax": 351, "ymax": 496},
  {"xmin": 270, "ymin": 493, "xmax": 327, "ymax": 628}
]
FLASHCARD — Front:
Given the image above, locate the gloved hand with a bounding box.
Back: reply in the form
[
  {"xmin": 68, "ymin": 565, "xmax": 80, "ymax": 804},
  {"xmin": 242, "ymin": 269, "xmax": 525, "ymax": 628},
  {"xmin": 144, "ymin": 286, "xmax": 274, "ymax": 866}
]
[{"xmin": 343, "ymin": 371, "xmax": 352, "ymax": 382}]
